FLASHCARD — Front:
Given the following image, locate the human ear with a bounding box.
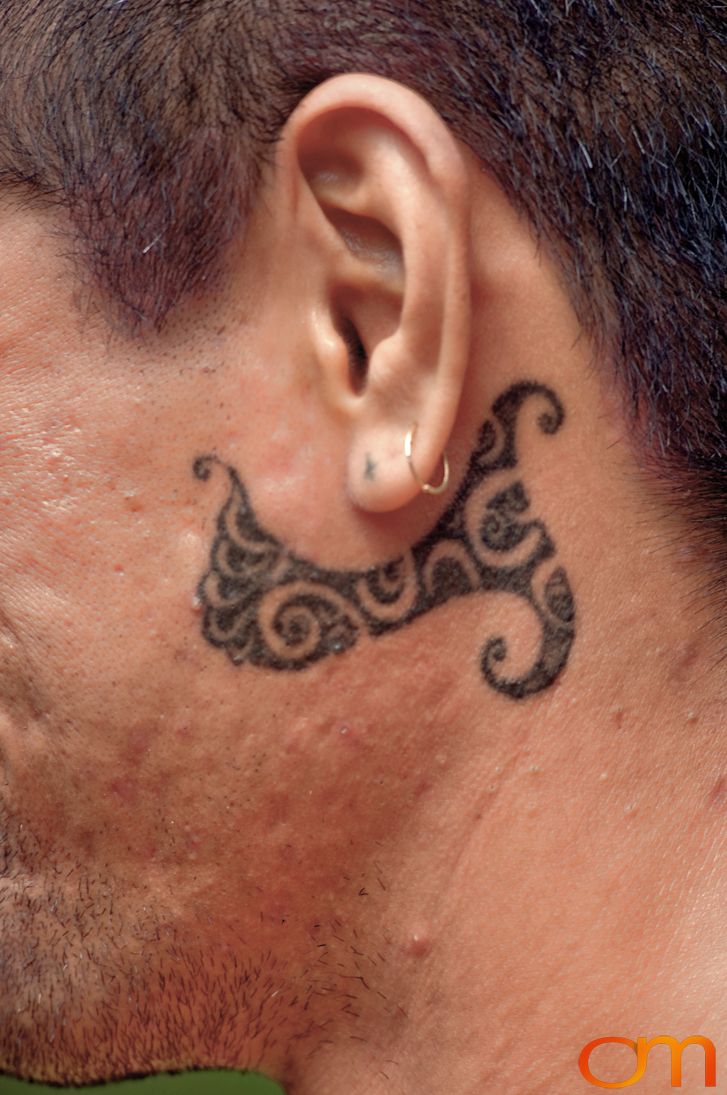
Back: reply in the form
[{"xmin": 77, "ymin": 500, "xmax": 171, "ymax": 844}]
[{"xmin": 281, "ymin": 73, "xmax": 471, "ymax": 512}]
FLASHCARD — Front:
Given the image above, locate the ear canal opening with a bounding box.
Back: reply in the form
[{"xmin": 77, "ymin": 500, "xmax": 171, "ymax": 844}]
[{"xmin": 338, "ymin": 317, "xmax": 369, "ymax": 394}]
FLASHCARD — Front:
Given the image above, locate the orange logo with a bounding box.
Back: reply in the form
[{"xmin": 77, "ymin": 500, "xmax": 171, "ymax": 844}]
[{"xmin": 579, "ymin": 1035, "xmax": 717, "ymax": 1088}]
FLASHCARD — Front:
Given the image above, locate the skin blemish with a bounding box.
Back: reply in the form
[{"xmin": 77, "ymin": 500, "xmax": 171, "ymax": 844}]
[
  {"xmin": 332, "ymin": 719, "xmax": 368, "ymax": 744},
  {"xmin": 125, "ymin": 724, "xmax": 157, "ymax": 765},
  {"xmin": 78, "ymin": 828, "xmax": 96, "ymax": 858},
  {"xmin": 0, "ymin": 742, "xmax": 10, "ymax": 785},
  {"xmin": 673, "ymin": 639, "xmax": 702, "ymax": 683},
  {"xmin": 405, "ymin": 928, "xmax": 433, "ymax": 958},
  {"xmin": 708, "ymin": 776, "xmax": 726, "ymax": 809},
  {"xmin": 610, "ymin": 704, "xmax": 625, "ymax": 728},
  {"xmin": 182, "ymin": 823, "xmax": 204, "ymax": 852},
  {"xmin": 108, "ymin": 777, "xmax": 138, "ymax": 806},
  {"xmin": 283, "ymin": 717, "xmax": 311, "ymax": 754}
]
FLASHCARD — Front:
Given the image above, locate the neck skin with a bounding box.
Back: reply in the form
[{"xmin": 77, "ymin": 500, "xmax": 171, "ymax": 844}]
[
  {"xmin": 286, "ymin": 369, "xmax": 727, "ymax": 1094},
  {"xmin": 0, "ymin": 187, "xmax": 725, "ymax": 1095},
  {"xmin": 308, "ymin": 620, "xmax": 727, "ymax": 1095}
]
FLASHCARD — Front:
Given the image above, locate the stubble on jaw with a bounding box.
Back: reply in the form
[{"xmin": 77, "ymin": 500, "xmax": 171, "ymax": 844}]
[{"xmin": 0, "ymin": 806, "xmax": 404, "ymax": 1087}]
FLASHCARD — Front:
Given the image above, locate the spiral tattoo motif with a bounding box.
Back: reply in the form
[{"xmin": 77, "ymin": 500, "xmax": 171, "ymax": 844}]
[{"xmin": 193, "ymin": 381, "xmax": 575, "ymax": 699}]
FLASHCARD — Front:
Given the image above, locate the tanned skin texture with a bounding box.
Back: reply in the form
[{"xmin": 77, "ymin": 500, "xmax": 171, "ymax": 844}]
[{"xmin": 0, "ymin": 71, "xmax": 724, "ymax": 1095}]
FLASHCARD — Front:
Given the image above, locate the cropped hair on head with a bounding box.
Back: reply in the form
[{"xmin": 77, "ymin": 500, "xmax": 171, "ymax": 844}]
[{"xmin": 1, "ymin": 0, "xmax": 725, "ymax": 607}]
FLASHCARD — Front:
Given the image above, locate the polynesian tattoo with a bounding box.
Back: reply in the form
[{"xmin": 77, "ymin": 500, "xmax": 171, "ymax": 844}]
[{"xmin": 193, "ymin": 381, "xmax": 575, "ymax": 699}]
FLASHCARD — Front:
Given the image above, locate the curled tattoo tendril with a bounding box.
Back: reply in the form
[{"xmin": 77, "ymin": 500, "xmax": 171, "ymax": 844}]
[{"xmin": 193, "ymin": 381, "xmax": 575, "ymax": 699}]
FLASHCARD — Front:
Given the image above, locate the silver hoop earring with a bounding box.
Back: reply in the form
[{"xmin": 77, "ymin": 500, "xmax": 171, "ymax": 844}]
[{"xmin": 404, "ymin": 423, "xmax": 450, "ymax": 496}]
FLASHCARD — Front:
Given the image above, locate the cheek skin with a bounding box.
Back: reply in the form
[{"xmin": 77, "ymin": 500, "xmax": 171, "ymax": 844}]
[
  {"xmin": 0, "ymin": 318, "xmax": 470, "ymax": 940},
  {"xmin": 0, "ymin": 464, "xmax": 221, "ymax": 877}
]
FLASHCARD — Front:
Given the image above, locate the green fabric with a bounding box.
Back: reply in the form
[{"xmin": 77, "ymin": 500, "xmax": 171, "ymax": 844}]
[{"xmin": 0, "ymin": 1073, "xmax": 284, "ymax": 1094}]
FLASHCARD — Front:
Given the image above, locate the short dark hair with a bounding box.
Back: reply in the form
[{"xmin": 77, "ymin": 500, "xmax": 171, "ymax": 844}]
[{"xmin": 1, "ymin": 1, "xmax": 725, "ymax": 578}]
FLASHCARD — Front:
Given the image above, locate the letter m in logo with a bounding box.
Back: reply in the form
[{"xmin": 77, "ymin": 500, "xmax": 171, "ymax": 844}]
[{"xmin": 639, "ymin": 1036, "xmax": 716, "ymax": 1088}]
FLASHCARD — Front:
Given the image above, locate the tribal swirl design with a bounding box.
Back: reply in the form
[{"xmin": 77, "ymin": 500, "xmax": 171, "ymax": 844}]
[{"xmin": 193, "ymin": 381, "xmax": 575, "ymax": 699}]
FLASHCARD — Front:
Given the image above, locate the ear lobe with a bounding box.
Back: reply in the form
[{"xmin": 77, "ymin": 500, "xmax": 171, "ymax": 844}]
[{"xmin": 287, "ymin": 74, "xmax": 471, "ymax": 513}]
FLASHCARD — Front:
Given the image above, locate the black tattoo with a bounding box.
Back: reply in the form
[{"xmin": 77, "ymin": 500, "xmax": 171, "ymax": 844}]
[
  {"xmin": 193, "ymin": 382, "xmax": 575, "ymax": 699},
  {"xmin": 364, "ymin": 454, "xmax": 377, "ymax": 481}
]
